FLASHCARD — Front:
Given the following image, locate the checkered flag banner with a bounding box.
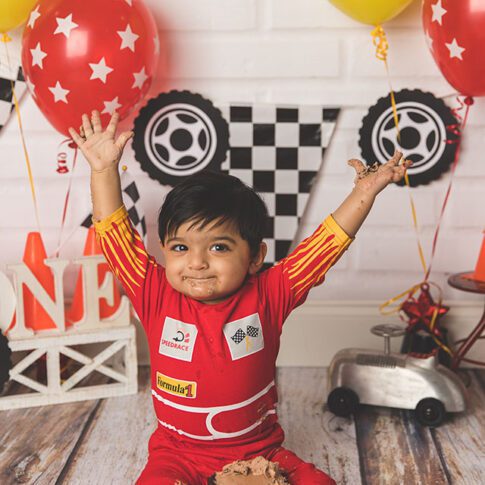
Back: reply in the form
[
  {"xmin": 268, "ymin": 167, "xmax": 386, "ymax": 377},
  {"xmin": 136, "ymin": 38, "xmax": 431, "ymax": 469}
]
[
  {"xmin": 0, "ymin": 65, "xmax": 27, "ymax": 133},
  {"xmin": 219, "ymin": 104, "xmax": 340, "ymax": 269},
  {"xmin": 80, "ymin": 170, "xmax": 147, "ymax": 243}
]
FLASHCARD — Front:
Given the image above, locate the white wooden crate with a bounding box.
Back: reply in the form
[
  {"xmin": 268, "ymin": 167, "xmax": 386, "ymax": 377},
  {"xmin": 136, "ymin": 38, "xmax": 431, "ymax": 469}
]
[{"xmin": 1, "ymin": 325, "xmax": 138, "ymax": 410}]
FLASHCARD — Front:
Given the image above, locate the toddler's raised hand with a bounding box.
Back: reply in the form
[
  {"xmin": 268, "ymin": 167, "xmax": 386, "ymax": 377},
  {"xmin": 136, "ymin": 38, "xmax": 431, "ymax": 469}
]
[
  {"xmin": 348, "ymin": 150, "xmax": 412, "ymax": 197},
  {"xmin": 68, "ymin": 111, "xmax": 133, "ymax": 173}
]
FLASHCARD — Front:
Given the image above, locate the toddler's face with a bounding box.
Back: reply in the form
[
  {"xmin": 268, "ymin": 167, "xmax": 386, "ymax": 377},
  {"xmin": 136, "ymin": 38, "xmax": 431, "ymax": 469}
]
[{"xmin": 160, "ymin": 218, "xmax": 266, "ymax": 304}]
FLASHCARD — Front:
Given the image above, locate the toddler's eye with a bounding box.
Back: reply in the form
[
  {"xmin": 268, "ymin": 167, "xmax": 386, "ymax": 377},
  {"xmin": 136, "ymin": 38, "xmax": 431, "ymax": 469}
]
[
  {"xmin": 211, "ymin": 243, "xmax": 229, "ymax": 252},
  {"xmin": 171, "ymin": 244, "xmax": 188, "ymax": 252}
]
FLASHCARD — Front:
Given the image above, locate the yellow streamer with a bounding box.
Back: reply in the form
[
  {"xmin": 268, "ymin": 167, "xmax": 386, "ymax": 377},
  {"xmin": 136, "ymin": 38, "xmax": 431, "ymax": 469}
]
[
  {"xmin": 379, "ymin": 282, "xmax": 422, "ymax": 316},
  {"xmin": 427, "ymin": 293, "xmax": 453, "ymax": 357},
  {"xmin": 1, "ymin": 36, "xmax": 41, "ymax": 232},
  {"xmin": 404, "ymin": 170, "xmax": 428, "ymax": 274},
  {"xmin": 371, "ymin": 25, "xmax": 427, "ymax": 275},
  {"xmin": 370, "ymin": 26, "xmax": 449, "ymax": 357}
]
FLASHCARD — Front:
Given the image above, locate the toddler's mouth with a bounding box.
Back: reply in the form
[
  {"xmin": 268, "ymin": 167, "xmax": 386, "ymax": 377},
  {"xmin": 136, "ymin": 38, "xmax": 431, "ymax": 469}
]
[
  {"xmin": 182, "ymin": 276, "xmax": 214, "ymax": 282},
  {"xmin": 182, "ymin": 276, "xmax": 217, "ymax": 295}
]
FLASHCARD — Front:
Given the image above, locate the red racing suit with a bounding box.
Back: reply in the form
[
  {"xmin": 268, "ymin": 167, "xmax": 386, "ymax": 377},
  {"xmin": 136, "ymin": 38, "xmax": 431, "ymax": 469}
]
[{"xmin": 94, "ymin": 205, "xmax": 351, "ymax": 455}]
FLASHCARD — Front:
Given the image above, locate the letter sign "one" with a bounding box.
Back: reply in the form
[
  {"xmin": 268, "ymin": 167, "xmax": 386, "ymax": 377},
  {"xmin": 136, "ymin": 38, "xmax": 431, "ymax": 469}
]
[{"xmin": 1, "ymin": 255, "xmax": 129, "ymax": 339}]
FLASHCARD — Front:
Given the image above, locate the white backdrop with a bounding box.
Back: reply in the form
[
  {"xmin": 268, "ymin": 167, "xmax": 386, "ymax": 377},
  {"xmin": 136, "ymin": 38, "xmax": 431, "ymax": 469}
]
[{"xmin": 1, "ymin": 0, "xmax": 483, "ymax": 363}]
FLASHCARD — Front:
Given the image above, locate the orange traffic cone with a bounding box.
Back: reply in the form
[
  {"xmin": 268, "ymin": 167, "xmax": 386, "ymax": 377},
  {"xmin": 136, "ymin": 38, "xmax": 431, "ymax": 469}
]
[
  {"xmin": 472, "ymin": 231, "xmax": 485, "ymax": 282},
  {"xmin": 66, "ymin": 227, "xmax": 122, "ymax": 325},
  {"xmin": 22, "ymin": 232, "xmax": 58, "ymax": 330}
]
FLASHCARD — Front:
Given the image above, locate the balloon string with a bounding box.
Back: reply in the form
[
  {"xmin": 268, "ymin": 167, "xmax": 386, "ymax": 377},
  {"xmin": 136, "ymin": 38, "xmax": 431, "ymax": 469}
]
[
  {"xmin": 426, "ymin": 285, "xmax": 453, "ymax": 357},
  {"xmin": 2, "ymin": 36, "xmax": 41, "ymax": 233},
  {"xmin": 424, "ymin": 96, "xmax": 472, "ymax": 281},
  {"xmin": 371, "ymin": 24, "xmax": 428, "ymax": 275},
  {"xmin": 55, "ymin": 140, "xmax": 78, "ymax": 257},
  {"xmin": 380, "ymin": 281, "xmax": 423, "ymax": 316},
  {"xmin": 51, "ymin": 168, "xmax": 129, "ymax": 257},
  {"xmin": 380, "ymin": 97, "xmax": 471, "ymax": 357},
  {"xmin": 404, "ymin": 169, "xmax": 428, "ymax": 275},
  {"xmin": 371, "ymin": 25, "xmax": 400, "ymax": 140}
]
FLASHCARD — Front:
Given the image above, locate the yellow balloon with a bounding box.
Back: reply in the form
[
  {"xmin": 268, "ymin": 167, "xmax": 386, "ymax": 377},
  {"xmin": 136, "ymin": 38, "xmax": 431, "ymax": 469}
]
[
  {"xmin": 0, "ymin": 0, "xmax": 38, "ymax": 33},
  {"xmin": 329, "ymin": 0, "xmax": 414, "ymax": 25}
]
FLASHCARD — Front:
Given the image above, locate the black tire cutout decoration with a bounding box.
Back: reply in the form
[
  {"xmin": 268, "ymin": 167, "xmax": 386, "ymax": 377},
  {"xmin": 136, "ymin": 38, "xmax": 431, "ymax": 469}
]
[
  {"xmin": 359, "ymin": 89, "xmax": 460, "ymax": 187},
  {"xmin": 133, "ymin": 90, "xmax": 230, "ymax": 186}
]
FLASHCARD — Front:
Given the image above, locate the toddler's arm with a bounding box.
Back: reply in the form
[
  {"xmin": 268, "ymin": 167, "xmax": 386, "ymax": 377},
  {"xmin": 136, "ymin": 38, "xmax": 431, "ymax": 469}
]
[
  {"xmin": 69, "ymin": 111, "xmax": 133, "ymax": 221},
  {"xmin": 261, "ymin": 151, "xmax": 412, "ymax": 324},
  {"xmin": 332, "ymin": 150, "xmax": 411, "ymax": 237},
  {"xmin": 69, "ymin": 112, "xmax": 164, "ymax": 330}
]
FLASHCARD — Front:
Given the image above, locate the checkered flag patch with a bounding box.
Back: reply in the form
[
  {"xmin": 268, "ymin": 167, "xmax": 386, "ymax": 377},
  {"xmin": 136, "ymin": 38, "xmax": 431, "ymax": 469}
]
[
  {"xmin": 231, "ymin": 325, "xmax": 260, "ymax": 345},
  {"xmin": 80, "ymin": 171, "xmax": 147, "ymax": 243},
  {"xmin": 246, "ymin": 325, "xmax": 259, "ymax": 338},
  {"xmin": 223, "ymin": 314, "xmax": 264, "ymax": 360},
  {"xmin": 0, "ymin": 66, "xmax": 27, "ymax": 133},
  {"xmin": 219, "ymin": 104, "xmax": 340, "ymax": 270},
  {"xmin": 231, "ymin": 328, "xmax": 246, "ymax": 345}
]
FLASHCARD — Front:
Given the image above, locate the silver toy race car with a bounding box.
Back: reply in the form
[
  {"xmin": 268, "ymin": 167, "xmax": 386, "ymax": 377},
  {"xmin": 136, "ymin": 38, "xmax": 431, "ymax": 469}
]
[{"xmin": 326, "ymin": 324, "xmax": 467, "ymax": 427}]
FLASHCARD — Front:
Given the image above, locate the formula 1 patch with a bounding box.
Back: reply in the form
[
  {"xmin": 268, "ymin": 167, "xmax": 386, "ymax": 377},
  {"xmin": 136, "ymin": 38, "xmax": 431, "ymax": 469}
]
[{"xmin": 156, "ymin": 372, "xmax": 197, "ymax": 399}]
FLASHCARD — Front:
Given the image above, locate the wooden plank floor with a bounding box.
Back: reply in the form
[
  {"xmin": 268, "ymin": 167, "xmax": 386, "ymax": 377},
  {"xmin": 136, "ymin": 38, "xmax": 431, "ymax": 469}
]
[{"xmin": 1, "ymin": 367, "xmax": 484, "ymax": 484}]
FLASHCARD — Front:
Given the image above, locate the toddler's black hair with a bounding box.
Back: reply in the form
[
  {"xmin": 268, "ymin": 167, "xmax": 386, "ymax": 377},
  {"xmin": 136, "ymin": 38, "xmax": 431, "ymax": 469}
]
[{"xmin": 158, "ymin": 171, "xmax": 268, "ymax": 257}]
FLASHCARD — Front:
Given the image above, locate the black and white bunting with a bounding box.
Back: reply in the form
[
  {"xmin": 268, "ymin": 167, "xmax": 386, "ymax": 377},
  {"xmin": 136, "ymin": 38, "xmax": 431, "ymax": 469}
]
[
  {"xmin": 81, "ymin": 171, "xmax": 147, "ymax": 243},
  {"xmin": 219, "ymin": 104, "xmax": 340, "ymax": 269},
  {"xmin": 0, "ymin": 66, "xmax": 27, "ymax": 133}
]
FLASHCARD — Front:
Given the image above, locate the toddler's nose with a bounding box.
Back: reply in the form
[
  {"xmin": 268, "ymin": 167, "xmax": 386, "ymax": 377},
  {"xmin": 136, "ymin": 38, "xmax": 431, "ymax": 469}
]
[{"xmin": 188, "ymin": 252, "xmax": 208, "ymax": 270}]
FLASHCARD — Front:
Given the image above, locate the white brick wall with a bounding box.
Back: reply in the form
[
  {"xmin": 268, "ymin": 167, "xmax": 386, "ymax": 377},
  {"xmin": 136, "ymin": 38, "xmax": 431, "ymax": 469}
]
[{"xmin": 1, "ymin": 0, "xmax": 484, "ymax": 313}]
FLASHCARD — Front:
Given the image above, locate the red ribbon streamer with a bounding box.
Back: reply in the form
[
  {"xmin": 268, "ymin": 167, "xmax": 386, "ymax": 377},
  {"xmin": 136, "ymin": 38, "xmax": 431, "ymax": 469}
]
[
  {"xmin": 56, "ymin": 139, "xmax": 78, "ymax": 256},
  {"xmin": 424, "ymin": 96, "xmax": 472, "ymax": 281}
]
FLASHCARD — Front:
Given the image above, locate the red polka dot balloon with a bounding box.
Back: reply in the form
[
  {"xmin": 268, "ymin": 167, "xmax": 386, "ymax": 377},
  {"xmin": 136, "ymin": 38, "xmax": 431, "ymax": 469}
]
[{"xmin": 22, "ymin": 0, "xmax": 159, "ymax": 136}]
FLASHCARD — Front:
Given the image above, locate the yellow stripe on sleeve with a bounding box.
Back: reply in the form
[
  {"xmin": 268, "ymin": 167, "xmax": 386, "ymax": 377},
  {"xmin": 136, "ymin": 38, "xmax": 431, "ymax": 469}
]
[
  {"xmin": 100, "ymin": 232, "xmax": 141, "ymax": 290},
  {"xmin": 283, "ymin": 215, "xmax": 353, "ymax": 298},
  {"xmin": 287, "ymin": 235, "xmax": 336, "ymax": 280},
  {"xmin": 112, "ymin": 220, "xmax": 147, "ymax": 277}
]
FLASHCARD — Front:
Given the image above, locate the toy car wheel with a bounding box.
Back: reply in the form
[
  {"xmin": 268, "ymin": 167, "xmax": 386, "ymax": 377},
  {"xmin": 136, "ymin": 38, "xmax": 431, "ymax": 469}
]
[
  {"xmin": 327, "ymin": 387, "xmax": 359, "ymax": 417},
  {"xmin": 415, "ymin": 398, "xmax": 446, "ymax": 427}
]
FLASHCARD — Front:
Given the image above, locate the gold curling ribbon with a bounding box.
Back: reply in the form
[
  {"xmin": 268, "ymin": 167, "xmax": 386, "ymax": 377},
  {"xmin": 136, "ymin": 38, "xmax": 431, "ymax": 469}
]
[
  {"xmin": 1, "ymin": 35, "xmax": 41, "ymax": 231},
  {"xmin": 371, "ymin": 26, "xmax": 447, "ymax": 356},
  {"xmin": 426, "ymin": 286, "xmax": 453, "ymax": 357},
  {"xmin": 404, "ymin": 169, "xmax": 428, "ymax": 275},
  {"xmin": 379, "ymin": 282, "xmax": 422, "ymax": 316},
  {"xmin": 371, "ymin": 25, "xmax": 400, "ymax": 138},
  {"xmin": 371, "ymin": 25, "xmax": 427, "ymax": 275}
]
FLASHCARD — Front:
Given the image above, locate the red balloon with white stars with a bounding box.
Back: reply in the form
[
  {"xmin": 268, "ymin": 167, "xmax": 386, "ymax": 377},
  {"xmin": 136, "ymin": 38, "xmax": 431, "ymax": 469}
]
[
  {"xmin": 423, "ymin": 0, "xmax": 485, "ymax": 97},
  {"xmin": 21, "ymin": 0, "xmax": 159, "ymax": 136}
]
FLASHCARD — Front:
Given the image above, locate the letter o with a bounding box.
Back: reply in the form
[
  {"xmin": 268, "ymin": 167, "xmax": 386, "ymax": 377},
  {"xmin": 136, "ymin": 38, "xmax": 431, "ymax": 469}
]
[{"xmin": 0, "ymin": 272, "xmax": 16, "ymax": 333}]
